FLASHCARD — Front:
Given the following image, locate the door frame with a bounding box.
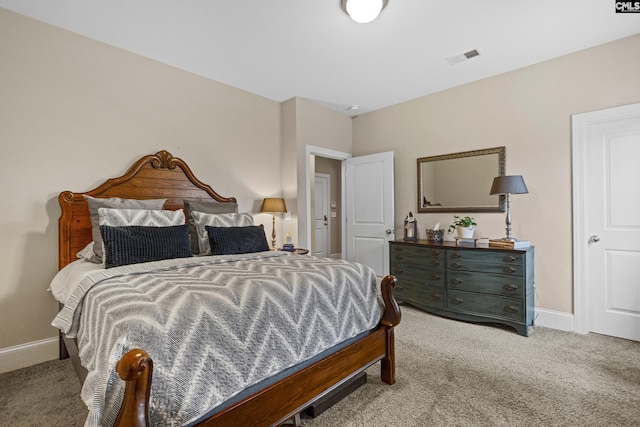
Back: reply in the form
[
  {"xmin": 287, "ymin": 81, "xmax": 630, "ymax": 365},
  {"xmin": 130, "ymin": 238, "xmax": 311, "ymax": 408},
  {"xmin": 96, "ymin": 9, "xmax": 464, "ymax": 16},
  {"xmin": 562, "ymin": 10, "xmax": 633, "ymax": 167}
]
[
  {"xmin": 302, "ymin": 145, "xmax": 350, "ymax": 257},
  {"xmin": 571, "ymin": 102, "xmax": 640, "ymax": 335}
]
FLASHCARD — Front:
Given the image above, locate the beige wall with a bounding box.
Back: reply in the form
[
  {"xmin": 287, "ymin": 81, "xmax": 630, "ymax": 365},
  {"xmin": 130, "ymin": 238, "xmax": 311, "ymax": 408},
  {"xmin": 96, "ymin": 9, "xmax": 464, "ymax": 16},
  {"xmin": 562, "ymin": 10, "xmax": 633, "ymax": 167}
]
[
  {"xmin": 282, "ymin": 98, "xmax": 352, "ymax": 249},
  {"xmin": 0, "ymin": 9, "xmax": 282, "ymax": 353},
  {"xmin": 352, "ymin": 33, "xmax": 640, "ymax": 314}
]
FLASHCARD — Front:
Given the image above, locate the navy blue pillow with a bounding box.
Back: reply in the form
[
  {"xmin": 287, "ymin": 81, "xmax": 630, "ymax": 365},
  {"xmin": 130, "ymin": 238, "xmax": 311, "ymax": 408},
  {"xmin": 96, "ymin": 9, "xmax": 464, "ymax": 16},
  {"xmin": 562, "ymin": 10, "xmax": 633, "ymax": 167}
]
[
  {"xmin": 205, "ymin": 225, "xmax": 270, "ymax": 255},
  {"xmin": 100, "ymin": 224, "xmax": 192, "ymax": 268}
]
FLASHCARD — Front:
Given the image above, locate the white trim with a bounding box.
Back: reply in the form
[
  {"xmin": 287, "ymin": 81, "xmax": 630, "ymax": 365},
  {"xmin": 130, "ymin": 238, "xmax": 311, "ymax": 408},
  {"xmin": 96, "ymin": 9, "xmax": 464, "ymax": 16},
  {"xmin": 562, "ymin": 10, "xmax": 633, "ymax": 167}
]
[
  {"xmin": 303, "ymin": 145, "xmax": 351, "ymax": 257},
  {"xmin": 0, "ymin": 337, "xmax": 58, "ymax": 373},
  {"xmin": 534, "ymin": 308, "xmax": 576, "ymax": 333},
  {"xmin": 572, "ymin": 111, "xmax": 588, "ymax": 334},
  {"xmin": 571, "ymin": 102, "xmax": 640, "ymax": 335}
]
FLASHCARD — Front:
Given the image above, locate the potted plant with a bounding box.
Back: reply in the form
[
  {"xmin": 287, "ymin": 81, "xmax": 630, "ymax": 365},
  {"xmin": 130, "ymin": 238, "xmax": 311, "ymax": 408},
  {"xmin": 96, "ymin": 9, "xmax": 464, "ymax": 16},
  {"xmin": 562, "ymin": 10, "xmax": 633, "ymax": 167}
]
[{"xmin": 448, "ymin": 215, "xmax": 477, "ymax": 239}]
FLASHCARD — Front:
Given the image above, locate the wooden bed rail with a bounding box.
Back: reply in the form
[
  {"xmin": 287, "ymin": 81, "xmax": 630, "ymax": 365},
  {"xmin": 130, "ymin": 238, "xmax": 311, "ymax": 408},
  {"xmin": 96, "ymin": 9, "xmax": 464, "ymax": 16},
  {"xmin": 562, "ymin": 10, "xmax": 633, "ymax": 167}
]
[{"xmin": 114, "ymin": 275, "xmax": 400, "ymax": 427}]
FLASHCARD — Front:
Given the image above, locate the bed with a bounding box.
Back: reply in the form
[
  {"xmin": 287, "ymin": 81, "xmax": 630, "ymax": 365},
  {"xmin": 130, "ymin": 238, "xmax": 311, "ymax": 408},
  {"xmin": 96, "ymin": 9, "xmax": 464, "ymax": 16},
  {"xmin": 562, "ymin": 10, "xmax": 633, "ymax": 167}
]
[{"xmin": 52, "ymin": 150, "xmax": 401, "ymax": 427}]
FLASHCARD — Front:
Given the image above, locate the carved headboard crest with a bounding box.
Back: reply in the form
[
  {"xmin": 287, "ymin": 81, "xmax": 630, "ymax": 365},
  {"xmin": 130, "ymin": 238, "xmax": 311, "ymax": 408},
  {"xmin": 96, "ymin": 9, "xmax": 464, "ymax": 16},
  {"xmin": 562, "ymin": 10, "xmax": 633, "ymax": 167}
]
[{"xmin": 151, "ymin": 150, "xmax": 179, "ymax": 169}]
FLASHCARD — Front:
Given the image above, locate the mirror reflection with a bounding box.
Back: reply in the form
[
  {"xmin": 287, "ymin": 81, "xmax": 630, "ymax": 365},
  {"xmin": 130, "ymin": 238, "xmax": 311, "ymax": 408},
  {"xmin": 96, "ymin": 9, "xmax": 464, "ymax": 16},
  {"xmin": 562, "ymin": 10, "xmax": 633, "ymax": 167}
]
[{"xmin": 417, "ymin": 147, "xmax": 506, "ymax": 213}]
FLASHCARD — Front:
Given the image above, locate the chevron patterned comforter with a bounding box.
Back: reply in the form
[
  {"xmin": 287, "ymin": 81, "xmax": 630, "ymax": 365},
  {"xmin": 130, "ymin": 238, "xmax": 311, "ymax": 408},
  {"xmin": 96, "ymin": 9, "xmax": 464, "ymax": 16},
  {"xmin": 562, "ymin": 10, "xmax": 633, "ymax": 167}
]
[{"xmin": 52, "ymin": 251, "xmax": 382, "ymax": 427}]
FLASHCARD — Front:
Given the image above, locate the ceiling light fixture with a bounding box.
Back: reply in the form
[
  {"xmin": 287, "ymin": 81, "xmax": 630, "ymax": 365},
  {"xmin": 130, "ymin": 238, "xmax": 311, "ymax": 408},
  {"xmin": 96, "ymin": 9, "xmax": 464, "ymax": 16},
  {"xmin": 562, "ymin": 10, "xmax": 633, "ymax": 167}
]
[{"xmin": 341, "ymin": 0, "xmax": 388, "ymax": 24}]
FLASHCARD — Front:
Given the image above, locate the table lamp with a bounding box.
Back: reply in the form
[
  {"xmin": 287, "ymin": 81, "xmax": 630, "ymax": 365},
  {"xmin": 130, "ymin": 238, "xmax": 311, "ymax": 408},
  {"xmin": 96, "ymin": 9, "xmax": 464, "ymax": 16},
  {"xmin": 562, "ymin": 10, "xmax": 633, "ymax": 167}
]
[
  {"xmin": 489, "ymin": 175, "xmax": 528, "ymax": 242},
  {"xmin": 260, "ymin": 197, "xmax": 287, "ymax": 248}
]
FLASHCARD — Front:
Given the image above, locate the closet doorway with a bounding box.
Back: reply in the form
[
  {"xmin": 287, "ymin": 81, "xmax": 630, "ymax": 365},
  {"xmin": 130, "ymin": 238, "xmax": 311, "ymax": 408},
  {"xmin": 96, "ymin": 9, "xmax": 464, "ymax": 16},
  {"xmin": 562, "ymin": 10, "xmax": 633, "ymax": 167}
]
[{"xmin": 312, "ymin": 159, "xmax": 341, "ymax": 258}]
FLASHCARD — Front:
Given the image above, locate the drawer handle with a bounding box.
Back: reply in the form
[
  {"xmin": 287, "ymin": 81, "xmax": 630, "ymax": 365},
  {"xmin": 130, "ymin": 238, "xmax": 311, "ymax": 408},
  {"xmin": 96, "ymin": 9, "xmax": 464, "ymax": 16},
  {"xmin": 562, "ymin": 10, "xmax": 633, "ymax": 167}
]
[
  {"xmin": 504, "ymin": 305, "xmax": 519, "ymax": 313},
  {"xmin": 393, "ymin": 268, "xmax": 404, "ymax": 274},
  {"xmin": 394, "ymin": 255, "xmax": 404, "ymax": 260},
  {"xmin": 451, "ymin": 252, "xmax": 462, "ymax": 259},
  {"xmin": 503, "ymin": 266, "xmax": 517, "ymax": 274},
  {"xmin": 431, "ymin": 250, "xmax": 440, "ymax": 256},
  {"xmin": 431, "ymin": 260, "xmax": 440, "ymax": 266},
  {"xmin": 503, "ymin": 255, "xmax": 516, "ymax": 262},
  {"xmin": 503, "ymin": 283, "xmax": 519, "ymax": 291},
  {"xmin": 430, "ymin": 293, "xmax": 442, "ymax": 301},
  {"xmin": 430, "ymin": 274, "xmax": 442, "ymax": 280},
  {"xmin": 394, "ymin": 247, "xmax": 403, "ymax": 252},
  {"xmin": 451, "ymin": 262, "xmax": 462, "ymax": 268},
  {"xmin": 451, "ymin": 278, "xmax": 463, "ymax": 285},
  {"xmin": 451, "ymin": 298, "xmax": 464, "ymax": 305}
]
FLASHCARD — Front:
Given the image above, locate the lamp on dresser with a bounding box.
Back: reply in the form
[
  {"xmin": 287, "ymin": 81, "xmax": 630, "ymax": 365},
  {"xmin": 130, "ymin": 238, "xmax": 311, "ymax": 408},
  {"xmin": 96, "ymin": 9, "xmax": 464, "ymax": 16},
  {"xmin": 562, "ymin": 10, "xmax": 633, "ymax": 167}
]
[
  {"xmin": 260, "ymin": 197, "xmax": 287, "ymax": 248},
  {"xmin": 489, "ymin": 175, "xmax": 528, "ymax": 242}
]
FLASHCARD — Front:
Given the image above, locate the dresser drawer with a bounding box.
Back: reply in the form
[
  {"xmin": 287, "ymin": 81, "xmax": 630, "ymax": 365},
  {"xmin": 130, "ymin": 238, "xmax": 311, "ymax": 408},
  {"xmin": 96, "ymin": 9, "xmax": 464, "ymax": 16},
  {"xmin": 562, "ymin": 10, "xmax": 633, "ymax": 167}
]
[
  {"xmin": 395, "ymin": 282, "xmax": 445, "ymax": 309},
  {"xmin": 447, "ymin": 290, "xmax": 524, "ymax": 322},
  {"xmin": 391, "ymin": 255, "xmax": 444, "ymax": 272},
  {"xmin": 391, "ymin": 262, "xmax": 445, "ymax": 287},
  {"xmin": 391, "ymin": 244, "xmax": 444, "ymax": 262},
  {"xmin": 447, "ymin": 259, "xmax": 524, "ymax": 276},
  {"xmin": 448, "ymin": 249, "xmax": 524, "ymax": 265},
  {"xmin": 447, "ymin": 271, "xmax": 525, "ymax": 298}
]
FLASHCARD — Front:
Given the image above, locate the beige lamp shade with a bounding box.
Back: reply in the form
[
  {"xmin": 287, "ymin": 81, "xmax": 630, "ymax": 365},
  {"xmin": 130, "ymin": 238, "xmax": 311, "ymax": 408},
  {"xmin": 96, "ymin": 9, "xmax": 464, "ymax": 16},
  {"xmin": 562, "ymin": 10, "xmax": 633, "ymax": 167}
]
[
  {"xmin": 260, "ymin": 198, "xmax": 287, "ymax": 248},
  {"xmin": 260, "ymin": 198, "xmax": 287, "ymax": 213}
]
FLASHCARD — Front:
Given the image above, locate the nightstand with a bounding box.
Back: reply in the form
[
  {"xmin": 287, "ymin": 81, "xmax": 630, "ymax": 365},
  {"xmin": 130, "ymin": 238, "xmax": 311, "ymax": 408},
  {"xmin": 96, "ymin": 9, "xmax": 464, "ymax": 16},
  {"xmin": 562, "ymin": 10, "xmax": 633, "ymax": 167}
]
[{"xmin": 281, "ymin": 248, "xmax": 309, "ymax": 255}]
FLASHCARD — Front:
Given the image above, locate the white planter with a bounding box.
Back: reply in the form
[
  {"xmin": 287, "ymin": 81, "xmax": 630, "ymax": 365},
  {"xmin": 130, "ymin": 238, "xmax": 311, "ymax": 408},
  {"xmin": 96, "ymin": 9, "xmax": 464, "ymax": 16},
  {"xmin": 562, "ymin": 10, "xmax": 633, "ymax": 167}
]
[{"xmin": 457, "ymin": 226, "xmax": 475, "ymax": 239}]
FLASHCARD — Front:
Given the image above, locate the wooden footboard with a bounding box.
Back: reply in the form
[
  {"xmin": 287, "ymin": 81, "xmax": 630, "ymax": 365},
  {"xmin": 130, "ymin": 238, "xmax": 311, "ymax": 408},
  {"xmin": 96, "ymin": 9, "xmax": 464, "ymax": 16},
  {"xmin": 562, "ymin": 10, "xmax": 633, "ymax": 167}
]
[{"xmin": 114, "ymin": 275, "xmax": 400, "ymax": 427}]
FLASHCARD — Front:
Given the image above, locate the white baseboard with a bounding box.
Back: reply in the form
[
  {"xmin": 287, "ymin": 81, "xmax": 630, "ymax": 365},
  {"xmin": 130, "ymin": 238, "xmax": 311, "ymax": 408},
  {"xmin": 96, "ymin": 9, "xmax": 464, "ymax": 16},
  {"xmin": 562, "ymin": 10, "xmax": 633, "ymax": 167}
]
[
  {"xmin": 534, "ymin": 308, "xmax": 576, "ymax": 333},
  {"xmin": 0, "ymin": 337, "xmax": 58, "ymax": 373},
  {"xmin": 0, "ymin": 309, "xmax": 577, "ymax": 374}
]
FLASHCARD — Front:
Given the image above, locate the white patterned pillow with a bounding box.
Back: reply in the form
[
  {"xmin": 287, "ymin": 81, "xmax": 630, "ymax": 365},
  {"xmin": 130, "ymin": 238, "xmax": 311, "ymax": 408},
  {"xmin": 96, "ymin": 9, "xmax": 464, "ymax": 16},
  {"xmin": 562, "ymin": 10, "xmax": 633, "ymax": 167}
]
[
  {"xmin": 191, "ymin": 211, "xmax": 254, "ymax": 256},
  {"xmin": 84, "ymin": 195, "xmax": 166, "ymax": 262},
  {"xmin": 98, "ymin": 207, "xmax": 185, "ymax": 228},
  {"xmin": 183, "ymin": 200, "xmax": 238, "ymax": 255}
]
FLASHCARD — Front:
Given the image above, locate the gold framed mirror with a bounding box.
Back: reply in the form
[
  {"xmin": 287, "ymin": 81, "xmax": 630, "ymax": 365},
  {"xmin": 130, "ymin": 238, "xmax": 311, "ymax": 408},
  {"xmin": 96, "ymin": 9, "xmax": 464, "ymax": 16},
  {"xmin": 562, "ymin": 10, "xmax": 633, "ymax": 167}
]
[{"xmin": 417, "ymin": 147, "xmax": 506, "ymax": 213}]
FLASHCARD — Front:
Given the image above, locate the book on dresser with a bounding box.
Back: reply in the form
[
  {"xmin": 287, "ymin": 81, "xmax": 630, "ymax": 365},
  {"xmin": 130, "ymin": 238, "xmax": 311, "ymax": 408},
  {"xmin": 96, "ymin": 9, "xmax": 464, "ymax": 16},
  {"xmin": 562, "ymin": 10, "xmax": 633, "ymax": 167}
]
[{"xmin": 488, "ymin": 239, "xmax": 531, "ymax": 249}]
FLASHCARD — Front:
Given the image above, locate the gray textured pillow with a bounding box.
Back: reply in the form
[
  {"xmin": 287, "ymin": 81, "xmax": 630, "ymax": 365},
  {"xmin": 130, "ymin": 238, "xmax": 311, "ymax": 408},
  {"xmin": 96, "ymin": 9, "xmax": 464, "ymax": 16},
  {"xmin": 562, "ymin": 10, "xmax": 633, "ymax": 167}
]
[
  {"xmin": 100, "ymin": 224, "xmax": 192, "ymax": 268},
  {"xmin": 84, "ymin": 195, "xmax": 166, "ymax": 262},
  {"xmin": 205, "ymin": 225, "xmax": 269, "ymax": 255},
  {"xmin": 183, "ymin": 200, "xmax": 238, "ymax": 254}
]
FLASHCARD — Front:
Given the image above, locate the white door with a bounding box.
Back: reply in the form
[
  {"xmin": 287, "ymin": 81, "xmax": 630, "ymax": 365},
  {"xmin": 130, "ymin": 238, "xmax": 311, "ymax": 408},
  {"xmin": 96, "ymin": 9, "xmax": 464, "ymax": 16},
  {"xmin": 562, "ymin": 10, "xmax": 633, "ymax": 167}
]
[
  {"xmin": 345, "ymin": 152, "xmax": 395, "ymax": 277},
  {"xmin": 314, "ymin": 174, "xmax": 330, "ymax": 257},
  {"xmin": 573, "ymin": 102, "xmax": 640, "ymax": 341}
]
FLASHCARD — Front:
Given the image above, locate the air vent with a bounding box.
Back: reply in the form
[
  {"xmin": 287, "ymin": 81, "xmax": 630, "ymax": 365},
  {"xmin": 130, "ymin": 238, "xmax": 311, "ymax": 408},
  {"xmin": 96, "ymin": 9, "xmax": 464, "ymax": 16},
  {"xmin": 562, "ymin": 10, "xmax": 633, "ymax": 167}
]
[
  {"xmin": 446, "ymin": 49, "xmax": 481, "ymax": 66},
  {"xmin": 464, "ymin": 49, "xmax": 480, "ymax": 59}
]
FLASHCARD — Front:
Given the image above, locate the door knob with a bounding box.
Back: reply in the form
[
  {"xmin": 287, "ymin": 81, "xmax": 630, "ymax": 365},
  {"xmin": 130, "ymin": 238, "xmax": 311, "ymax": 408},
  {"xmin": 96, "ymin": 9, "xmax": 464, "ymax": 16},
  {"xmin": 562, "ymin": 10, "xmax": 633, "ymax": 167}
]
[
  {"xmin": 385, "ymin": 229, "xmax": 393, "ymax": 235},
  {"xmin": 589, "ymin": 235, "xmax": 600, "ymax": 243}
]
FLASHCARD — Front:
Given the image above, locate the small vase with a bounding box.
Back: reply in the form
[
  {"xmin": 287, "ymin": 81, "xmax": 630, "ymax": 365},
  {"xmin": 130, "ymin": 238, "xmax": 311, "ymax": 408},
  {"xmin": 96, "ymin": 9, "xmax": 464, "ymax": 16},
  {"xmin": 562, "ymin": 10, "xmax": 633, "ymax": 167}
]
[{"xmin": 457, "ymin": 226, "xmax": 475, "ymax": 239}]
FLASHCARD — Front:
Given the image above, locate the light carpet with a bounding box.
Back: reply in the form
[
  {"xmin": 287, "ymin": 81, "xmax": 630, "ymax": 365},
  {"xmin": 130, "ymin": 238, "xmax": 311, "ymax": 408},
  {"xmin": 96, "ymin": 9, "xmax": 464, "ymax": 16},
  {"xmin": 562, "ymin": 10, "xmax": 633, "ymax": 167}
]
[{"xmin": 1, "ymin": 306, "xmax": 639, "ymax": 426}]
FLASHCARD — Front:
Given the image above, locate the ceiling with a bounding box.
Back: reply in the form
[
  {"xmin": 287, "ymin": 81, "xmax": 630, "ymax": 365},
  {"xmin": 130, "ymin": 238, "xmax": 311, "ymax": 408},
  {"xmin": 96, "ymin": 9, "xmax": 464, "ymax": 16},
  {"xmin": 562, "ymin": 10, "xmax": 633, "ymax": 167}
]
[{"xmin": 2, "ymin": 0, "xmax": 639, "ymax": 116}]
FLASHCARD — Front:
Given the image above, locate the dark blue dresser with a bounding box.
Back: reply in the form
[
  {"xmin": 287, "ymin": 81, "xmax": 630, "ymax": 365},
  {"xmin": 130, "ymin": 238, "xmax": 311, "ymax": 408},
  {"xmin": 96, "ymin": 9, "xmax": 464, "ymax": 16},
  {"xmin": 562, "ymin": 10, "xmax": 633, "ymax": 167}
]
[{"xmin": 390, "ymin": 240, "xmax": 534, "ymax": 336}]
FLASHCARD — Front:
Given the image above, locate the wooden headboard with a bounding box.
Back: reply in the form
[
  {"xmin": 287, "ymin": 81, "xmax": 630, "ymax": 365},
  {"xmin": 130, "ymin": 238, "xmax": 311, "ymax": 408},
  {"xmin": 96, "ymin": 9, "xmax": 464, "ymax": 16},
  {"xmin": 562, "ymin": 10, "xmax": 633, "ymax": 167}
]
[{"xmin": 58, "ymin": 150, "xmax": 237, "ymax": 269}]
